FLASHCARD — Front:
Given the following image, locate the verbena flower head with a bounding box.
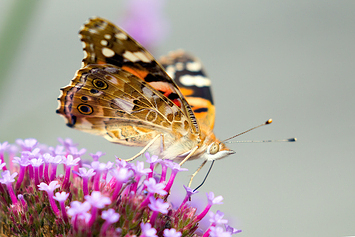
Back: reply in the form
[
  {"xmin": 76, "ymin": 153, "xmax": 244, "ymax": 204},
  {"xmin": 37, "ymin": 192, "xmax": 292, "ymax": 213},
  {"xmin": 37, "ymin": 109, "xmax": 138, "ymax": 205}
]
[{"xmin": 0, "ymin": 138, "xmax": 240, "ymax": 236}]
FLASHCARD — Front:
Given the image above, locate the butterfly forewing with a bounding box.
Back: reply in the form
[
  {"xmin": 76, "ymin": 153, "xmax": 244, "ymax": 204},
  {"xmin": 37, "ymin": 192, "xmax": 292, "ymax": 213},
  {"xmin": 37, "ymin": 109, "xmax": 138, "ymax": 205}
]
[{"xmin": 78, "ymin": 17, "xmax": 199, "ymax": 136}]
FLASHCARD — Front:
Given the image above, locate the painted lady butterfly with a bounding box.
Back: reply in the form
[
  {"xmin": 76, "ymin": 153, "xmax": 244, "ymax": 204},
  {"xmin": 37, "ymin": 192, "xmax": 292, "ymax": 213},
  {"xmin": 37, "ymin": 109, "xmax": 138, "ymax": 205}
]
[{"xmin": 57, "ymin": 17, "xmax": 236, "ymax": 186}]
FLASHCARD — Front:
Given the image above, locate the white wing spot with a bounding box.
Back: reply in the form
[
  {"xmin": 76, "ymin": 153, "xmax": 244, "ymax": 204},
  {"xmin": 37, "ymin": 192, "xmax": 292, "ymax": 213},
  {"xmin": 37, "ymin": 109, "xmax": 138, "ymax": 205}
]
[
  {"xmin": 166, "ymin": 66, "xmax": 176, "ymax": 79},
  {"xmin": 142, "ymin": 87, "xmax": 154, "ymax": 99},
  {"xmin": 104, "ymin": 34, "xmax": 111, "ymax": 39},
  {"xmin": 102, "ymin": 47, "xmax": 115, "ymax": 57},
  {"xmin": 123, "ymin": 51, "xmax": 152, "ymax": 62},
  {"xmin": 105, "ymin": 75, "xmax": 118, "ymax": 84},
  {"xmin": 186, "ymin": 61, "xmax": 202, "ymax": 72},
  {"xmin": 88, "ymin": 28, "xmax": 98, "ymax": 34},
  {"xmin": 134, "ymin": 51, "xmax": 152, "ymax": 63},
  {"xmin": 180, "ymin": 75, "xmax": 211, "ymax": 87},
  {"xmin": 115, "ymin": 32, "xmax": 127, "ymax": 40},
  {"xmin": 100, "ymin": 40, "xmax": 108, "ymax": 46},
  {"xmin": 175, "ymin": 62, "xmax": 184, "ymax": 71},
  {"xmin": 123, "ymin": 51, "xmax": 140, "ymax": 62},
  {"xmin": 81, "ymin": 42, "xmax": 87, "ymax": 49},
  {"xmin": 83, "ymin": 50, "xmax": 88, "ymax": 59},
  {"xmin": 113, "ymin": 98, "xmax": 134, "ymax": 112}
]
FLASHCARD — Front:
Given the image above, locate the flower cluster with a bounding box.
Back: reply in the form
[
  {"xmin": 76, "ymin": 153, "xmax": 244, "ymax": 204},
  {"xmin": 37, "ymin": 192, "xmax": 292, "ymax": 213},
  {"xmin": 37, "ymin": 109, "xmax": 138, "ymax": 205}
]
[{"xmin": 0, "ymin": 138, "xmax": 240, "ymax": 236}]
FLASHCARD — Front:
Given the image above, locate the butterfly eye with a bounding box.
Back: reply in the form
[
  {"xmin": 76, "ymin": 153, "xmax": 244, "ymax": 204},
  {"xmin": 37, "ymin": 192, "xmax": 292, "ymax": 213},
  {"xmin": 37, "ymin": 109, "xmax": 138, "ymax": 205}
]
[
  {"xmin": 92, "ymin": 79, "xmax": 108, "ymax": 90},
  {"xmin": 77, "ymin": 104, "xmax": 93, "ymax": 115},
  {"xmin": 208, "ymin": 142, "xmax": 220, "ymax": 155}
]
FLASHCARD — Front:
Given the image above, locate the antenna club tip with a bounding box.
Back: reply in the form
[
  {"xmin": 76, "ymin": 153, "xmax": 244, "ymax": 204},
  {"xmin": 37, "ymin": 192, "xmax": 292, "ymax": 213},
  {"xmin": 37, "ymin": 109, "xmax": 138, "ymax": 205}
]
[
  {"xmin": 266, "ymin": 119, "xmax": 273, "ymax": 124},
  {"xmin": 289, "ymin": 137, "xmax": 297, "ymax": 142}
]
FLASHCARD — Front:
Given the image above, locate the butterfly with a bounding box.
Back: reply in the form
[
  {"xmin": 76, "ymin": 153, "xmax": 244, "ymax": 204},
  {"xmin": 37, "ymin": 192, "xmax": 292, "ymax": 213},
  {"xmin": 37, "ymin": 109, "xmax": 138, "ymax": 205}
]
[{"xmin": 57, "ymin": 17, "xmax": 235, "ymax": 186}]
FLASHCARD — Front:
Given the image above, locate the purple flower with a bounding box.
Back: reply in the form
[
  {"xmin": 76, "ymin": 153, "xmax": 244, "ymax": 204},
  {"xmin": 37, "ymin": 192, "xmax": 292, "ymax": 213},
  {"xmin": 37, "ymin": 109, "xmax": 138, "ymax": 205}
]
[
  {"xmin": 132, "ymin": 161, "xmax": 152, "ymax": 176},
  {"xmin": 53, "ymin": 191, "xmax": 70, "ymax": 222},
  {"xmin": 140, "ymin": 178, "xmax": 167, "ymax": 207},
  {"xmin": 207, "ymin": 192, "xmax": 224, "ymax": 205},
  {"xmin": 37, "ymin": 181, "xmax": 60, "ymax": 192},
  {"xmin": 115, "ymin": 157, "xmax": 129, "ymax": 168},
  {"xmin": 73, "ymin": 168, "xmax": 96, "ymax": 195},
  {"xmin": 63, "ymin": 155, "xmax": 81, "ymax": 167},
  {"xmin": 16, "ymin": 138, "xmax": 38, "ymax": 151},
  {"xmin": 145, "ymin": 152, "xmax": 161, "ymax": 164},
  {"xmin": 209, "ymin": 210, "xmax": 228, "ymax": 226},
  {"xmin": 12, "ymin": 154, "xmax": 31, "ymax": 190},
  {"xmin": 0, "ymin": 142, "xmax": 9, "ymax": 168},
  {"xmin": 144, "ymin": 178, "xmax": 167, "ymax": 195},
  {"xmin": 67, "ymin": 201, "xmax": 91, "ymax": 217},
  {"xmin": 38, "ymin": 181, "xmax": 61, "ymax": 215},
  {"xmin": 0, "ymin": 141, "xmax": 9, "ymax": 153},
  {"xmin": 148, "ymin": 196, "xmax": 169, "ymax": 214},
  {"xmin": 0, "ymin": 138, "xmax": 236, "ymax": 236},
  {"xmin": 180, "ymin": 185, "xmax": 199, "ymax": 208},
  {"xmin": 148, "ymin": 196, "xmax": 169, "ymax": 226},
  {"xmin": 48, "ymin": 145, "xmax": 65, "ymax": 156},
  {"xmin": 85, "ymin": 191, "xmax": 111, "ymax": 226},
  {"xmin": 224, "ymin": 224, "xmax": 242, "ymax": 235},
  {"xmin": 89, "ymin": 151, "xmax": 105, "ymax": 161},
  {"xmin": 121, "ymin": 0, "xmax": 169, "ymax": 51},
  {"xmin": 100, "ymin": 209, "xmax": 121, "ymax": 235},
  {"xmin": 130, "ymin": 161, "xmax": 151, "ymax": 193},
  {"xmin": 85, "ymin": 191, "xmax": 111, "ymax": 209},
  {"xmin": 0, "ymin": 170, "xmax": 17, "ymax": 185},
  {"xmin": 209, "ymin": 226, "xmax": 231, "ymax": 237},
  {"xmin": 0, "ymin": 161, "xmax": 6, "ymax": 170},
  {"xmin": 164, "ymin": 161, "xmax": 188, "ymax": 192},
  {"xmin": 62, "ymin": 155, "xmax": 80, "ymax": 189},
  {"xmin": 69, "ymin": 147, "xmax": 86, "ymax": 158},
  {"xmin": 195, "ymin": 192, "xmax": 223, "ymax": 221},
  {"xmin": 58, "ymin": 138, "xmax": 77, "ymax": 151},
  {"xmin": 22, "ymin": 147, "xmax": 41, "ymax": 159},
  {"xmin": 18, "ymin": 194, "xmax": 27, "ymax": 211},
  {"xmin": 101, "ymin": 208, "xmax": 120, "ymax": 223},
  {"xmin": 110, "ymin": 167, "xmax": 133, "ymax": 201},
  {"xmin": 30, "ymin": 157, "xmax": 44, "ymax": 185},
  {"xmin": 85, "ymin": 161, "xmax": 107, "ymax": 191},
  {"xmin": 48, "ymin": 155, "xmax": 63, "ymax": 181},
  {"xmin": 140, "ymin": 222, "xmax": 157, "ymax": 237},
  {"xmin": 0, "ymin": 170, "xmax": 18, "ymax": 204},
  {"xmin": 163, "ymin": 228, "xmax": 182, "ymax": 237},
  {"xmin": 53, "ymin": 191, "xmax": 69, "ymax": 202}
]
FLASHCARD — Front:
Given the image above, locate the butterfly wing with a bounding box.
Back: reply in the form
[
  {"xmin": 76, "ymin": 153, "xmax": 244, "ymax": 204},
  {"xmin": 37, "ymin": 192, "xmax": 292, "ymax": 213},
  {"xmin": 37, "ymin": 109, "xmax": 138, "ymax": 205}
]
[
  {"xmin": 57, "ymin": 18, "xmax": 201, "ymax": 154},
  {"xmin": 79, "ymin": 17, "xmax": 199, "ymax": 135},
  {"xmin": 159, "ymin": 50, "xmax": 215, "ymax": 134}
]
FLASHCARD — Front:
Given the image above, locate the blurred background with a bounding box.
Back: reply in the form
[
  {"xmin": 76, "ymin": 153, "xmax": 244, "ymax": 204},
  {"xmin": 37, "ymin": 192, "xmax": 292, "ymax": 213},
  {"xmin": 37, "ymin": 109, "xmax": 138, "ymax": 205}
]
[{"xmin": 0, "ymin": 1, "xmax": 354, "ymax": 236}]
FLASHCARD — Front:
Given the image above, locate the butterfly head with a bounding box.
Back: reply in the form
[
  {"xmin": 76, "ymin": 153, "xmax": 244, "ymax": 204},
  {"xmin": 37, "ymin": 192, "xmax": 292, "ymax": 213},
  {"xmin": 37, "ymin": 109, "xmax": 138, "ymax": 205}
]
[{"xmin": 204, "ymin": 141, "xmax": 235, "ymax": 161}]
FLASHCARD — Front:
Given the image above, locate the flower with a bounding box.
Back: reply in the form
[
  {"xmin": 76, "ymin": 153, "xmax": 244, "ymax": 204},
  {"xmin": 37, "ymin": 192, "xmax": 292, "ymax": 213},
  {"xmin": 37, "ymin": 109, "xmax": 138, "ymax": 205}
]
[
  {"xmin": 140, "ymin": 222, "xmax": 157, "ymax": 237},
  {"xmin": 164, "ymin": 228, "xmax": 182, "ymax": 237},
  {"xmin": 120, "ymin": 0, "xmax": 169, "ymax": 51},
  {"xmin": 0, "ymin": 138, "xmax": 240, "ymax": 236}
]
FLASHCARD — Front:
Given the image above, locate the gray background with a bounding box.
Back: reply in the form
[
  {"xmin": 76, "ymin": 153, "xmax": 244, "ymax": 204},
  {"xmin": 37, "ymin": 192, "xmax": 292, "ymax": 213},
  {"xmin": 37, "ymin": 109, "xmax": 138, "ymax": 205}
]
[{"xmin": 0, "ymin": 1, "xmax": 354, "ymax": 236}]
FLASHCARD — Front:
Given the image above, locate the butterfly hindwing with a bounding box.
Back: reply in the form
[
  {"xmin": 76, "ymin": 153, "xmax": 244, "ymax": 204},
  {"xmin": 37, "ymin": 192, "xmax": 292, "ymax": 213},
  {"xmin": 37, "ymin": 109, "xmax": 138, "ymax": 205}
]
[{"xmin": 160, "ymin": 50, "xmax": 215, "ymax": 133}]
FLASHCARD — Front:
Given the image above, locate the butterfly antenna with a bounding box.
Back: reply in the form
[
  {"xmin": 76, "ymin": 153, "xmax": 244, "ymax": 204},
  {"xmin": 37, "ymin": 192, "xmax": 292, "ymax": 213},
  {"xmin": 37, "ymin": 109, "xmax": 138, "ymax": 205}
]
[
  {"xmin": 221, "ymin": 118, "xmax": 273, "ymax": 143},
  {"xmin": 225, "ymin": 138, "xmax": 297, "ymax": 143}
]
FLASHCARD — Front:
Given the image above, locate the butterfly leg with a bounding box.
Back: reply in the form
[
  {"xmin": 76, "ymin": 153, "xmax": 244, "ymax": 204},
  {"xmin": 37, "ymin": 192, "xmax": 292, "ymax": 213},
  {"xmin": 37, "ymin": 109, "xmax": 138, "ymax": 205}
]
[
  {"xmin": 188, "ymin": 160, "xmax": 207, "ymax": 188},
  {"xmin": 123, "ymin": 134, "xmax": 163, "ymax": 162},
  {"xmin": 178, "ymin": 146, "xmax": 199, "ymax": 166}
]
